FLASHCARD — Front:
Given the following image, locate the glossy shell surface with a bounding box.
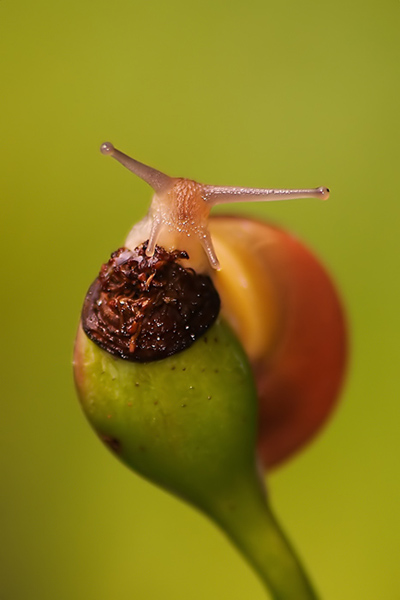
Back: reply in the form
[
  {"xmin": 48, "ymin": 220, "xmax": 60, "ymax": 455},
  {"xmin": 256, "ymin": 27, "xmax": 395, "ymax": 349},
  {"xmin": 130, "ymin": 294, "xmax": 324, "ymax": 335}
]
[{"xmin": 210, "ymin": 215, "xmax": 347, "ymax": 469}]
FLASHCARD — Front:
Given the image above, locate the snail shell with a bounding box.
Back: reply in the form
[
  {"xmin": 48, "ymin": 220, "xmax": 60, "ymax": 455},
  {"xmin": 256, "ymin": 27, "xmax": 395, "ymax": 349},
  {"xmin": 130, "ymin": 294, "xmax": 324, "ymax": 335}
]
[{"xmin": 210, "ymin": 216, "xmax": 347, "ymax": 468}]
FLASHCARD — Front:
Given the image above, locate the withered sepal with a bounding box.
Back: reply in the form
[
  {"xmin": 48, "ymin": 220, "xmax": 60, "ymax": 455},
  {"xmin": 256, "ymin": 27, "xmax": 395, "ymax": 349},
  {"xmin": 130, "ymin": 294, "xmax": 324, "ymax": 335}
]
[{"xmin": 81, "ymin": 243, "xmax": 220, "ymax": 362}]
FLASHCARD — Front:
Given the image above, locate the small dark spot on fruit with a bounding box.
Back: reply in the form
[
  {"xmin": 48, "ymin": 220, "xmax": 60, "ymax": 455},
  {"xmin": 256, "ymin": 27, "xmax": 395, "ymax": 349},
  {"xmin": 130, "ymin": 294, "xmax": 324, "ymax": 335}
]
[
  {"xmin": 207, "ymin": 395, "xmax": 212, "ymax": 400},
  {"xmin": 127, "ymin": 401, "xmax": 132, "ymax": 407},
  {"xmin": 135, "ymin": 382, "xmax": 140, "ymax": 387},
  {"xmin": 201, "ymin": 368, "xmax": 205, "ymax": 372},
  {"xmin": 214, "ymin": 369, "xmax": 219, "ymax": 373},
  {"xmin": 214, "ymin": 338, "xmax": 218, "ymax": 343},
  {"xmin": 171, "ymin": 366, "xmax": 176, "ymax": 371},
  {"xmin": 107, "ymin": 414, "xmax": 112, "ymax": 419},
  {"xmin": 203, "ymin": 336, "xmax": 208, "ymax": 343},
  {"xmin": 181, "ymin": 404, "xmax": 187, "ymax": 408},
  {"xmin": 182, "ymin": 367, "xmax": 186, "ymax": 371},
  {"xmin": 154, "ymin": 401, "xmax": 159, "ymax": 405},
  {"xmin": 139, "ymin": 445, "xmax": 146, "ymax": 452},
  {"xmin": 101, "ymin": 435, "xmax": 122, "ymax": 454}
]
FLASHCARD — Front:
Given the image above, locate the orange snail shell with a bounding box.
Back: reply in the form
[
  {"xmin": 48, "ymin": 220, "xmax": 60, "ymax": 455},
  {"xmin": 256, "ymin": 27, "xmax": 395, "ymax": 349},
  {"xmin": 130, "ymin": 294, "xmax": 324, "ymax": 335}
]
[{"xmin": 209, "ymin": 215, "xmax": 347, "ymax": 469}]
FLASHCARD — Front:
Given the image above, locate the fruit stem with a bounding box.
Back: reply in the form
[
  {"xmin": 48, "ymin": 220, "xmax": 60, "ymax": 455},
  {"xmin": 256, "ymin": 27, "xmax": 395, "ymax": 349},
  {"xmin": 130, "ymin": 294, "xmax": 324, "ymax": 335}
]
[{"xmin": 212, "ymin": 473, "xmax": 319, "ymax": 600}]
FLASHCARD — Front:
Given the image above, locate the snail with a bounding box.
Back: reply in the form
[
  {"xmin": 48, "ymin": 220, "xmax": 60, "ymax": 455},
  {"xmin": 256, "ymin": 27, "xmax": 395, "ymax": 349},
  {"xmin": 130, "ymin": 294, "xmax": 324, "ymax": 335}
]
[{"xmin": 73, "ymin": 143, "xmax": 346, "ymax": 600}]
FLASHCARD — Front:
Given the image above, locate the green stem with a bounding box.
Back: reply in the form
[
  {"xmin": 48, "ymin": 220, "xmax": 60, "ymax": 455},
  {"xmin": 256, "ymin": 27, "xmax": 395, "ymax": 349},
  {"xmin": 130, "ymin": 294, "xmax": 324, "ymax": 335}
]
[{"xmin": 211, "ymin": 474, "xmax": 320, "ymax": 600}]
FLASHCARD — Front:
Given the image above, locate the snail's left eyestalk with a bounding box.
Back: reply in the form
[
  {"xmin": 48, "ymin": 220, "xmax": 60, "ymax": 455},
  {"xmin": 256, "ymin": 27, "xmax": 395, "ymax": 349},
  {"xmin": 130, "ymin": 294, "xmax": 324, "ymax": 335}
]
[{"xmin": 204, "ymin": 184, "xmax": 329, "ymax": 204}]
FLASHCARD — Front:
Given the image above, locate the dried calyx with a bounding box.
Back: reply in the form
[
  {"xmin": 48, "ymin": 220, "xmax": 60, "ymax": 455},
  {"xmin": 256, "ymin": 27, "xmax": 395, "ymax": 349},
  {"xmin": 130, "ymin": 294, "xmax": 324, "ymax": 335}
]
[{"xmin": 82, "ymin": 243, "xmax": 220, "ymax": 362}]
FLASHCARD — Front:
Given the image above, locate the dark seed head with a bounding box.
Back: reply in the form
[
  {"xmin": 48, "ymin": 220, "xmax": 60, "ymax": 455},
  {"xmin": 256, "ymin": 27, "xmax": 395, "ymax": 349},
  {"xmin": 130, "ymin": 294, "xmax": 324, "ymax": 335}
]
[{"xmin": 81, "ymin": 243, "xmax": 220, "ymax": 362}]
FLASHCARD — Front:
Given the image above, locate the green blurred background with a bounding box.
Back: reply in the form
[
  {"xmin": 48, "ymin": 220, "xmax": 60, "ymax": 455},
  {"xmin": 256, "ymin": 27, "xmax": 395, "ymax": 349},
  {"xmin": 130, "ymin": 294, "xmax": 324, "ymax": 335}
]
[{"xmin": 1, "ymin": 0, "xmax": 399, "ymax": 598}]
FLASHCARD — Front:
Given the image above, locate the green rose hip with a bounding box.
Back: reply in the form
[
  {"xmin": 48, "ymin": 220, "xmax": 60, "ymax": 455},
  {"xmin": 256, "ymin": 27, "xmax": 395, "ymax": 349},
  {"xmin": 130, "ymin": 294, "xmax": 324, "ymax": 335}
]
[{"xmin": 75, "ymin": 318, "xmax": 258, "ymax": 513}]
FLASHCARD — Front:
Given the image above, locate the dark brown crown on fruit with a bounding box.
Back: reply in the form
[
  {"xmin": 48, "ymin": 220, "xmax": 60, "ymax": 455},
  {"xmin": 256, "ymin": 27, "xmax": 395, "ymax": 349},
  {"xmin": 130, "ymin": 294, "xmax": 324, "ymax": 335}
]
[{"xmin": 81, "ymin": 243, "xmax": 221, "ymax": 362}]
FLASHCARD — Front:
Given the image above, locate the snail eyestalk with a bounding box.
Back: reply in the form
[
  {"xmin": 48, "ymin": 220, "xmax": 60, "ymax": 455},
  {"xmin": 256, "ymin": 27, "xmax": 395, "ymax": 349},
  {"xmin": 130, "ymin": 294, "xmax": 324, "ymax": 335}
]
[
  {"xmin": 100, "ymin": 142, "xmax": 173, "ymax": 193},
  {"xmin": 204, "ymin": 185, "xmax": 330, "ymax": 204},
  {"xmin": 100, "ymin": 143, "xmax": 330, "ymax": 271}
]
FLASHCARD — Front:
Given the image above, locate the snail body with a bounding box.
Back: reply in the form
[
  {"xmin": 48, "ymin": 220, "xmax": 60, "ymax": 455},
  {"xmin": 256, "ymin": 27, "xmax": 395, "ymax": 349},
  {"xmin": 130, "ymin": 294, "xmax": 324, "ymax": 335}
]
[{"xmin": 73, "ymin": 143, "xmax": 346, "ymax": 599}]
